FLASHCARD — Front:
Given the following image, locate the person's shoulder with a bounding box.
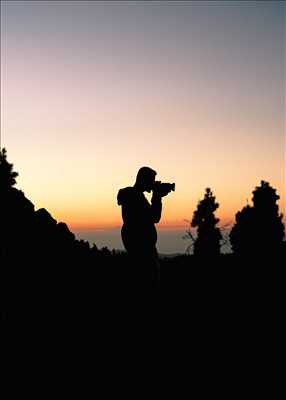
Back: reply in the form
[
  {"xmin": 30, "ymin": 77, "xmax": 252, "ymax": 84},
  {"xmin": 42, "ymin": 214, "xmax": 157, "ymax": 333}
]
[{"xmin": 117, "ymin": 186, "xmax": 136, "ymax": 205}]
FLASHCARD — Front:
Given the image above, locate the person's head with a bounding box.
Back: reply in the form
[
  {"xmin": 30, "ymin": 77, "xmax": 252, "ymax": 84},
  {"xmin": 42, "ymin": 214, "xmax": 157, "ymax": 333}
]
[{"xmin": 135, "ymin": 166, "xmax": 157, "ymax": 192}]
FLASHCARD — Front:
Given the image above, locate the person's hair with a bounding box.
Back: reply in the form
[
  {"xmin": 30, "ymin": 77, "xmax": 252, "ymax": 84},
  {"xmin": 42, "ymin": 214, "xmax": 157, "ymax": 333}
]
[{"xmin": 135, "ymin": 166, "xmax": 157, "ymax": 186}]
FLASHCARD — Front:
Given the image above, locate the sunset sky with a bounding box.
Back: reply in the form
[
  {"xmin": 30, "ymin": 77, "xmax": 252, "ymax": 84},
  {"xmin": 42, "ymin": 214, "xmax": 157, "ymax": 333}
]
[{"xmin": 1, "ymin": 1, "xmax": 285, "ymax": 251}]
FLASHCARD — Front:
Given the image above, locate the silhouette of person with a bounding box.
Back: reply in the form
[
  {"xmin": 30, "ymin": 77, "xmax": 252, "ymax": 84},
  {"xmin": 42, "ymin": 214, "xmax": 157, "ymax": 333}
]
[{"xmin": 117, "ymin": 167, "xmax": 165, "ymax": 288}]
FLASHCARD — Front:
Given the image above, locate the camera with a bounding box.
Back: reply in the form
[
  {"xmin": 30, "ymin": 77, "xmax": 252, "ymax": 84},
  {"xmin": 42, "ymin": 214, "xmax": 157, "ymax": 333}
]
[{"xmin": 153, "ymin": 181, "xmax": 175, "ymax": 197}]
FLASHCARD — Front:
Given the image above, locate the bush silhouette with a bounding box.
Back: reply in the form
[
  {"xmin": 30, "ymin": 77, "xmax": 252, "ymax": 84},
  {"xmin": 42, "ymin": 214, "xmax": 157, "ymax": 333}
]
[
  {"xmin": 191, "ymin": 188, "xmax": 222, "ymax": 257},
  {"xmin": 230, "ymin": 181, "xmax": 285, "ymax": 257}
]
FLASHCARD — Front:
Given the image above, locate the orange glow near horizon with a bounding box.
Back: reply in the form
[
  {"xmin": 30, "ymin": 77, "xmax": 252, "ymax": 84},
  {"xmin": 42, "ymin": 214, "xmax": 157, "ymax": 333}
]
[
  {"xmin": 34, "ymin": 178, "xmax": 285, "ymax": 232},
  {"xmin": 1, "ymin": 2, "xmax": 285, "ymax": 238}
]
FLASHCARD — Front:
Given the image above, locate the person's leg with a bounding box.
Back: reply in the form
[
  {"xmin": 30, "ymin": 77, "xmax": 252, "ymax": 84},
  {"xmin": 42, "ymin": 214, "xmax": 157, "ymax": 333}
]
[
  {"xmin": 126, "ymin": 246, "xmax": 160, "ymax": 290},
  {"xmin": 150, "ymin": 247, "xmax": 160, "ymax": 289}
]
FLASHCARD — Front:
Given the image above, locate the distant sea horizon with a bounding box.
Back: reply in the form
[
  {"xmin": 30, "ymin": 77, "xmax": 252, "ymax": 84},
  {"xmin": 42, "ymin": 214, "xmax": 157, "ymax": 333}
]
[{"xmin": 74, "ymin": 227, "xmax": 232, "ymax": 254}]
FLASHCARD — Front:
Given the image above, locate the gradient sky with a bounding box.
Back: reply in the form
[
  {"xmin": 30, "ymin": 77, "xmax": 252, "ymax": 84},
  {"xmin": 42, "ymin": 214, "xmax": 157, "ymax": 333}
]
[{"xmin": 1, "ymin": 1, "xmax": 285, "ymax": 243}]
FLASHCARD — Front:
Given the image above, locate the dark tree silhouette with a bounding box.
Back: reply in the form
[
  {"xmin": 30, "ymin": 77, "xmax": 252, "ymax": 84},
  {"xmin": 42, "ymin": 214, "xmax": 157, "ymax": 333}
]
[
  {"xmin": 191, "ymin": 188, "xmax": 222, "ymax": 257},
  {"xmin": 0, "ymin": 148, "xmax": 19, "ymax": 190},
  {"xmin": 0, "ymin": 148, "xmax": 35, "ymax": 261},
  {"xmin": 230, "ymin": 181, "xmax": 285, "ymax": 257}
]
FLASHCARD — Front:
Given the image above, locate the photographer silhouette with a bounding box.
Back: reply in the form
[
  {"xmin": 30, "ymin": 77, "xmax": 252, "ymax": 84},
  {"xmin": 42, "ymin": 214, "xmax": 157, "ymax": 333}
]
[{"xmin": 117, "ymin": 166, "xmax": 174, "ymax": 289}]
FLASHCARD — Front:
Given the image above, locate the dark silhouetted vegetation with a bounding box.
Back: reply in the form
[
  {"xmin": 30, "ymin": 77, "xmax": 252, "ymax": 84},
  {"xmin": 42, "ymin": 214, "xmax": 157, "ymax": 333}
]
[
  {"xmin": 230, "ymin": 180, "xmax": 285, "ymax": 257},
  {"xmin": 0, "ymin": 147, "xmax": 18, "ymax": 189},
  {"xmin": 1, "ymin": 150, "xmax": 285, "ymax": 327},
  {"xmin": 190, "ymin": 188, "xmax": 222, "ymax": 257}
]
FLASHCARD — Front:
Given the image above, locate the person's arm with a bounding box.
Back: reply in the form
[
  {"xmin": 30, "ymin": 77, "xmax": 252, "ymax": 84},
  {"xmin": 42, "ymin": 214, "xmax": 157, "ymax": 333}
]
[{"xmin": 151, "ymin": 192, "xmax": 162, "ymax": 223}]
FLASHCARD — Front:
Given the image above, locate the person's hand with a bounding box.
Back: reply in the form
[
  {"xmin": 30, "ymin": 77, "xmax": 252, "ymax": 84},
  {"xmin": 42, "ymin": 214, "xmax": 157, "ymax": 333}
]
[{"xmin": 152, "ymin": 187, "xmax": 161, "ymax": 198}]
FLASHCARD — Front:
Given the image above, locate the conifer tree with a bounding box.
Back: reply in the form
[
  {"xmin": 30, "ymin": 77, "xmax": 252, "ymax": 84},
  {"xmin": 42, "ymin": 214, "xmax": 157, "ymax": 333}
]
[
  {"xmin": 0, "ymin": 148, "xmax": 18, "ymax": 191},
  {"xmin": 230, "ymin": 181, "xmax": 285, "ymax": 256},
  {"xmin": 191, "ymin": 188, "xmax": 222, "ymax": 256}
]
